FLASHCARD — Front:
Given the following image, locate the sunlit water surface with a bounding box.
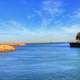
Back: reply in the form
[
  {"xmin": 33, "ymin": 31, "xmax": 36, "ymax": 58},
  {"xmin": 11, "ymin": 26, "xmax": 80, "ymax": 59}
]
[{"xmin": 0, "ymin": 43, "xmax": 80, "ymax": 80}]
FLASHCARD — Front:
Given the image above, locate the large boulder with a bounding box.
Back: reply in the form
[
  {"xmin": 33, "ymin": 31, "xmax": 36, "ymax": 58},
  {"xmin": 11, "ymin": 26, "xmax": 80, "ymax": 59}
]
[
  {"xmin": 0, "ymin": 45, "xmax": 16, "ymax": 52},
  {"xmin": 15, "ymin": 43, "xmax": 26, "ymax": 46}
]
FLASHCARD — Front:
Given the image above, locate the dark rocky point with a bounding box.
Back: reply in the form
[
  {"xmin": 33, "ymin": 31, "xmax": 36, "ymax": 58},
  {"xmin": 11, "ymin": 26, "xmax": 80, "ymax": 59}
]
[{"xmin": 70, "ymin": 32, "xmax": 80, "ymax": 48}]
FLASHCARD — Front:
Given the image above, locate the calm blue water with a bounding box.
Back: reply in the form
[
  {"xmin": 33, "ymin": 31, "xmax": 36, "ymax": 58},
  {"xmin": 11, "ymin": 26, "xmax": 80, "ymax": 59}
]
[{"xmin": 0, "ymin": 43, "xmax": 80, "ymax": 80}]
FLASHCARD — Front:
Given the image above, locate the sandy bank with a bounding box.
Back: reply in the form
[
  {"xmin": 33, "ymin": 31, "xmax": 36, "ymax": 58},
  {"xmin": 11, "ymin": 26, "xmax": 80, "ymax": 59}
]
[{"xmin": 0, "ymin": 45, "xmax": 16, "ymax": 52}]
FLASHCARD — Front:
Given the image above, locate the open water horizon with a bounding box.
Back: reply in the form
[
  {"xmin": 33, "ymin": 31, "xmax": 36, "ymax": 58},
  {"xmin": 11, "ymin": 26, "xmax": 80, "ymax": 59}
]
[{"xmin": 0, "ymin": 43, "xmax": 80, "ymax": 80}]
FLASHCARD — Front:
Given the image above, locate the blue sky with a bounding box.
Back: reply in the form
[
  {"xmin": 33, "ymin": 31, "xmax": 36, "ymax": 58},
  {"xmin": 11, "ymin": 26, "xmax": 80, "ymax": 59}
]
[{"xmin": 0, "ymin": 0, "xmax": 80, "ymax": 43}]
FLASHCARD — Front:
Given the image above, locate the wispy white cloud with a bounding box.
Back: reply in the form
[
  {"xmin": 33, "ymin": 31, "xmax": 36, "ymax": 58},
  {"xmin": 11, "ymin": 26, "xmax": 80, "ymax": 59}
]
[
  {"xmin": 59, "ymin": 8, "xmax": 80, "ymax": 42},
  {"xmin": 0, "ymin": 20, "xmax": 34, "ymax": 43},
  {"xmin": 42, "ymin": 0, "xmax": 63, "ymax": 16},
  {"xmin": 0, "ymin": 20, "xmax": 74, "ymax": 43},
  {"xmin": 24, "ymin": 2, "xmax": 80, "ymax": 42},
  {"xmin": 69, "ymin": 8, "xmax": 80, "ymax": 24},
  {"xmin": 1, "ymin": 0, "xmax": 80, "ymax": 43},
  {"xmin": 71, "ymin": 9, "xmax": 80, "ymax": 18},
  {"xmin": 61, "ymin": 25, "xmax": 80, "ymax": 34},
  {"xmin": 0, "ymin": 21, "xmax": 31, "ymax": 34},
  {"xmin": 60, "ymin": 24, "xmax": 80, "ymax": 41},
  {"xmin": 34, "ymin": 0, "xmax": 64, "ymax": 29}
]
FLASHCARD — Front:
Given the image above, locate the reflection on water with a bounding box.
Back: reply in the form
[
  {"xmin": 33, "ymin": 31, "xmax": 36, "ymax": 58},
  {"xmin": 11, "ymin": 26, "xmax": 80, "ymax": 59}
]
[{"xmin": 0, "ymin": 43, "xmax": 80, "ymax": 80}]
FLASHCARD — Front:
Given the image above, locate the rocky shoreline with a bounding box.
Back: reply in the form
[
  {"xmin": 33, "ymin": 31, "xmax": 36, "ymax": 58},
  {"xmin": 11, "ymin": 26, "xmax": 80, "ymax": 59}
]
[{"xmin": 0, "ymin": 43, "xmax": 26, "ymax": 52}]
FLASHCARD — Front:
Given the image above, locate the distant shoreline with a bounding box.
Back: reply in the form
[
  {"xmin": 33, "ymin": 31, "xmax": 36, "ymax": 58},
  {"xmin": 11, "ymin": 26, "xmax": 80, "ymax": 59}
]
[{"xmin": 28, "ymin": 42, "xmax": 69, "ymax": 44}]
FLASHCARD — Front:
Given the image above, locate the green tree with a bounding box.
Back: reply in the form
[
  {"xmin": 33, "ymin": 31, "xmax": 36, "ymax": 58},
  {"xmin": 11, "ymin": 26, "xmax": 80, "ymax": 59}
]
[{"xmin": 76, "ymin": 32, "xmax": 80, "ymax": 40}]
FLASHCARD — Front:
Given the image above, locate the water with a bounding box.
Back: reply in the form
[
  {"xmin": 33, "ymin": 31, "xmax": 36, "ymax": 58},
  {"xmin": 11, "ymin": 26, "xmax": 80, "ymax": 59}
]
[{"xmin": 0, "ymin": 43, "xmax": 80, "ymax": 80}]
